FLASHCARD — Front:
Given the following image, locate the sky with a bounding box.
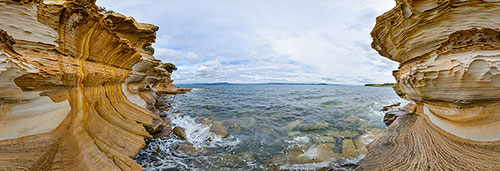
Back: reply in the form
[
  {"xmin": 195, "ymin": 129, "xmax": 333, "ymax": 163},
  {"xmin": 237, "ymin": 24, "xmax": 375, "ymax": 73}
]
[{"xmin": 96, "ymin": 0, "xmax": 397, "ymax": 85}]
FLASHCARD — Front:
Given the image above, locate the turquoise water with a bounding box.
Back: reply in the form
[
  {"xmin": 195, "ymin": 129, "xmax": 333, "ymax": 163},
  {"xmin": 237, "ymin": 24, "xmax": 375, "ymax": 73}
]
[{"xmin": 135, "ymin": 85, "xmax": 405, "ymax": 170}]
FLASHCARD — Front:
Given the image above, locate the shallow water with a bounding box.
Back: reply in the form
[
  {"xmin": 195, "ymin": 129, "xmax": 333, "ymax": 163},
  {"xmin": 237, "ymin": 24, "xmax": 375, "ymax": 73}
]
[{"xmin": 135, "ymin": 85, "xmax": 405, "ymax": 170}]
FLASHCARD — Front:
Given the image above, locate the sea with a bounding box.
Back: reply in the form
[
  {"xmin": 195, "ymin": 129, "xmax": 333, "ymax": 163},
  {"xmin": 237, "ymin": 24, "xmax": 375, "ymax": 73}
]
[{"xmin": 135, "ymin": 84, "xmax": 406, "ymax": 170}]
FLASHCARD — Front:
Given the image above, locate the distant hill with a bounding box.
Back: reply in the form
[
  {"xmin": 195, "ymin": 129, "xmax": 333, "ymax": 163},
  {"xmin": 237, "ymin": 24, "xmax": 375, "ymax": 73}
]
[
  {"xmin": 364, "ymin": 83, "xmax": 396, "ymax": 87},
  {"xmin": 175, "ymin": 82, "xmax": 341, "ymax": 86}
]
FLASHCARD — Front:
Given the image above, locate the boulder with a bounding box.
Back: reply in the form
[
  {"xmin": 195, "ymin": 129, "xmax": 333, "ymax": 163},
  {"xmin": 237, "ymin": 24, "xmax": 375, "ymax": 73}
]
[
  {"xmin": 173, "ymin": 127, "xmax": 188, "ymax": 140},
  {"xmin": 202, "ymin": 119, "xmax": 228, "ymax": 138},
  {"xmin": 153, "ymin": 119, "xmax": 172, "ymax": 138}
]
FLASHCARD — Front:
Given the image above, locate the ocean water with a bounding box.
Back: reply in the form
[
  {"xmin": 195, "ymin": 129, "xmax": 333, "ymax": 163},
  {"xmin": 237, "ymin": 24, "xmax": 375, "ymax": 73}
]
[{"xmin": 135, "ymin": 85, "xmax": 405, "ymax": 170}]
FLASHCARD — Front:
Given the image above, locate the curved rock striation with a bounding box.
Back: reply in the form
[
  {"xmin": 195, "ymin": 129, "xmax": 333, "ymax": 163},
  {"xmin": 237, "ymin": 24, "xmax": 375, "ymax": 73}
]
[
  {"xmin": 359, "ymin": 0, "xmax": 500, "ymax": 170},
  {"xmin": 0, "ymin": 0, "xmax": 184, "ymax": 170}
]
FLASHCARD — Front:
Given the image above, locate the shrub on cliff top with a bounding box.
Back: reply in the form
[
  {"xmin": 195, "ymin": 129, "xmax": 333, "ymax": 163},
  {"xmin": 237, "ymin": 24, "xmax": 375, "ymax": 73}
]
[
  {"xmin": 144, "ymin": 45, "xmax": 155, "ymax": 54},
  {"xmin": 98, "ymin": 7, "xmax": 115, "ymax": 14},
  {"xmin": 164, "ymin": 63, "xmax": 177, "ymax": 73}
]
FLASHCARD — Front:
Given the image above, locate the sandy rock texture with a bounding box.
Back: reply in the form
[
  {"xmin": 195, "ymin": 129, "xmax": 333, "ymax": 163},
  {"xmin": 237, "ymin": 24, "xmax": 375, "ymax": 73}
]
[
  {"xmin": 359, "ymin": 0, "xmax": 500, "ymax": 170},
  {"xmin": 0, "ymin": 0, "xmax": 186, "ymax": 170}
]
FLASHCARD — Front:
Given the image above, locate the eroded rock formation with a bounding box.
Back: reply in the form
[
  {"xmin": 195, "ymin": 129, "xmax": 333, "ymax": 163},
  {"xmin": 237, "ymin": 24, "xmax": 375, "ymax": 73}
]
[
  {"xmin": 0, "ymin": 0, "xmax": 185, "ymax": 170},
  {"xmin": 359, "ymin": 0, "xmax": 500, "ymax": 170}
]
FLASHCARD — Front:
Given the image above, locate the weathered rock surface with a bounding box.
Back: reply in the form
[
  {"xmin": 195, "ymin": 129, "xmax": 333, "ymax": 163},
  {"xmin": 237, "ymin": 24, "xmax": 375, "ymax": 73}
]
[
  {"xmin": 173, "ymin": 126, "xmax": 188, "ymax": 140},
  {"xmin": 360, "ymin": 0, "xmax": 500, "ymax": 170},
  {"xmin": 0, "ymin": 0, "xmax": 184, "ymax": 170}
]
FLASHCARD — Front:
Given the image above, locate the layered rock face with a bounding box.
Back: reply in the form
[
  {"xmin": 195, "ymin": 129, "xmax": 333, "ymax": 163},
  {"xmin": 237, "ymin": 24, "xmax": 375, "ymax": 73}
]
[
  {"xmin": 0, "ymin": 0, "xmax": 182, "ymax": 170},
  {"xmin": 359, "ymin": 0, "xmax": 500, "ymax": 170}
]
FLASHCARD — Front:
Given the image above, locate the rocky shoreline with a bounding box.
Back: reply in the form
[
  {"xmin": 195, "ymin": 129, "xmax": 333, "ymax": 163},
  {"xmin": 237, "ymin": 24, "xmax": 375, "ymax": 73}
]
[
  {"xmin": 0, "ymin": 0, "xmax": 188, "ymax": 170},
  {"xmin": 358, "ymin": 0, "xmax": 500, "ymax": 170}
]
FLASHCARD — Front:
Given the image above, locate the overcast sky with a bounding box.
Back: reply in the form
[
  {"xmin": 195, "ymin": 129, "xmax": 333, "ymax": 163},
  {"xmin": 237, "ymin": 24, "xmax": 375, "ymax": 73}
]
[{"xmin": 97, "ymin": 0, "xmax": 397, "ymax": 84}]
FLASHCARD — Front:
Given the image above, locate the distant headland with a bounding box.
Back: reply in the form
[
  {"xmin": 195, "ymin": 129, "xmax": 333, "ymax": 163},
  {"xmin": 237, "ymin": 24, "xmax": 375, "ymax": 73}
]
[
  {"xmin": 175, "ymin": 82, "xmax": 343, "ymax": 86},
  {"xmin": 364, "ymin": 83, "xmax": 396, "ymax": 87}
]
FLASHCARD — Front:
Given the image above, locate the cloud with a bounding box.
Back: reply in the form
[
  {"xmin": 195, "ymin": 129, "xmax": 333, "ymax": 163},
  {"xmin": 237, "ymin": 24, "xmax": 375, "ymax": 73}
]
[{"xmin": 97, "ymin": 0, "xmax": 397, "ymax": 84}]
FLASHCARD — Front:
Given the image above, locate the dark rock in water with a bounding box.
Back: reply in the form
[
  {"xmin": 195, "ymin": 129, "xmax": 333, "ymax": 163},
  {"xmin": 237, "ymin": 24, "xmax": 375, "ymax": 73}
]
[
  {"xmin": 147, "ymin": 118, "xmax": 166, "ymax": 134},
  {"xmin": 383, "ymin": 103, "xmax": 416, "ymax": 126},
  {"xmin": 380, "ymin": 102, "xmax": 401, "ymax": 111},
  {"xmin": 159, "ymin": 111, "xmax": 168, "ymax": 117},
  {"xmin": 384, "ymin": 112, "xmax": 398, "ymax": 126},
  {"xmin": 173, "ymin": 126, "xmax": 188, "ymax": 140}
]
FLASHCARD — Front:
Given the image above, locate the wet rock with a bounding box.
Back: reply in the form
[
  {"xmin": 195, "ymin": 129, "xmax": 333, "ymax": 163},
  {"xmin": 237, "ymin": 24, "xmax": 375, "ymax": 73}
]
[
  {"xmin": 153, "ymin": 119, "xmax": 172, "ymax": 138},
  {"xmin": 297, "ymin": 122, "xmax": 330, "ymax": 131},
  {"xmin": 202, "ymin": 119, "xmax": 228, "ymax": 138},
  {"xmin": 384, "ymin": 112, "xmax": 398, "ymax": 126},
  {"xmin": 353, "ymin": 128, "xmax": 384, "ymax": 155},
  {"xmin": 282, "ymin": 120, "xmax": 303, "ymax": 131},
  {"xmin": 380, "ymin": 102, "xmax": 401, "ymax": 111},
  {"xmin": 157, "ymin": 87, "xmax": 192, "ymax": 95},
  {"xmin": 342, "ymin": 139, "xmax": 359, "ymax": 158},
  {"xmin": 384, "ymin": 103, "xmax": 416, "ymax": 126},
  {"xmin": 147, "ymin": 118, "xmax": 166, "ymax": 134},
  {"xmin": 173, "ymin": 127, "xmax": 188, "ymax": 140},
  {"xmin": 210, "ymin": 121, "xmax": 228, "ymax": 138},
  {"xmin": 159, "ymin": 111, "xmax": 168, "ymax": 117},
  {"xmin": 175, "ymin": 144, "xmax": 201, "ymax": 157}
]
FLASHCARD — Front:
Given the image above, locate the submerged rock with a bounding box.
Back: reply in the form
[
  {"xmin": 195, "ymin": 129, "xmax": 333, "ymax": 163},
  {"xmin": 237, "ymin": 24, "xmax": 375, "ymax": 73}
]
[
  {"xmin": 175, "ymin": 144, "xmax": 201, "ymax": 157},
  {"xmin": 341, "ymin": 139, "xmax": 358, "ymax": 158},
  {"xmin": 282, "ymin": 120, "xmax": 303, "ymax": 131},
  {"xmin": 210, "ymin": 152, "xmax": 257, "ymax": 168},
  {"xmin": 297, "ymin": 122, "xmax": 330, "ymax": 131},
  {"xmin": 353, "ymin": 128, "xmax": 384, "ymax": 155},
  {"xmin": 327, "ymin": 130, "xmax": 360, "ymax": 139},
  {"xmin": 267, "ymin": 144, "xmax": 341, "ymax": 170},
  {"xmin": 202, "ymin": 119, "xmax": 228, "ymax": 138}
]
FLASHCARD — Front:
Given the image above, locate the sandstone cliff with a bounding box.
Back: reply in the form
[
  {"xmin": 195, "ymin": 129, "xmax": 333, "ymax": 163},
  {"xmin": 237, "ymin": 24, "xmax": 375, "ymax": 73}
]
[
  {"xmin": 0, "ymin": 0, "xmax": 184, "ymax": 170},
  {"xmin": 359, "ymin": 0, "xmax": 500, "ymax": 170}
]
